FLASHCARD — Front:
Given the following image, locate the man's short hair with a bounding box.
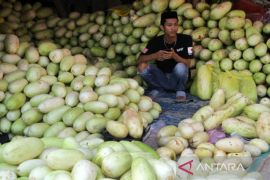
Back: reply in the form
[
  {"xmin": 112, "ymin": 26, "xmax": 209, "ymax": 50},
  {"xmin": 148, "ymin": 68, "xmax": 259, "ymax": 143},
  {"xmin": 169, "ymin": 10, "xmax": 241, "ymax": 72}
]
[{"xmin": 160, "ymin": 11, "xmax": 178, "ymax": 25}]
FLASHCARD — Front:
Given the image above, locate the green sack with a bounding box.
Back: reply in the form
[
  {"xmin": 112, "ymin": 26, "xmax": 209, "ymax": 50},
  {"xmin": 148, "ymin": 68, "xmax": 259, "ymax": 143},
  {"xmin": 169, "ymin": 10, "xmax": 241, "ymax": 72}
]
[
  {"xmin": 212, "ymin": 67, "xmax": 221, "ymax": 93},
  {"xmin": 238, "ymin": 71, "xmax": 257, "ymax": 103},
  {"xmin": 218, "ymin": 71, "xmax": 239, "ymax": 100}
]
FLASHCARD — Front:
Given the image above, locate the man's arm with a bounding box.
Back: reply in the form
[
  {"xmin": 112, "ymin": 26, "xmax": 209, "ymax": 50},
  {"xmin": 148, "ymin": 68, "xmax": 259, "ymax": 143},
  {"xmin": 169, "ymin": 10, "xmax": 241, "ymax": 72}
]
[
  {"xmin": 138, "ymin": 50, "xmax": 174, "ymax": 64},
  {"xmin": 137, "ymin": 53, "xmax": 157, "ymax": 64}
]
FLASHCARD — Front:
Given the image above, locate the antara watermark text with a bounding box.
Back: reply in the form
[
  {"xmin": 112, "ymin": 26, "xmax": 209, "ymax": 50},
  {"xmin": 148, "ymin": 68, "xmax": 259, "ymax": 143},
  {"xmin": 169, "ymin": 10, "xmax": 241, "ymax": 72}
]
[{"xmin": 178, "ymin": 160, "xmax": 245, "ymax": 175}]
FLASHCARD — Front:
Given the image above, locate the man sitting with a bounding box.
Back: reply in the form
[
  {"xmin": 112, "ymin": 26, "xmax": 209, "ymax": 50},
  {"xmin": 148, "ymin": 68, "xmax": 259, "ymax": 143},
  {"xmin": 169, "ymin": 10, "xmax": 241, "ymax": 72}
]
[{"xmin": 137, "ymin": 11, "xmax": 193, "ymax": 102}]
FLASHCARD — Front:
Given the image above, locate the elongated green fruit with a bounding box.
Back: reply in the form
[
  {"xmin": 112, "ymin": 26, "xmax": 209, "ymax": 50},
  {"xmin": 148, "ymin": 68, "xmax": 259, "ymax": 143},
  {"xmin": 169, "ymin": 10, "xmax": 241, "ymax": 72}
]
[
  {"xmin": 131, "ymin": 157, "xmax": 157, "ymax": 180},
  {"xmin": 5, "ymin": 93, "xmax": 26, "ymax": 110},
  {"xmin": 3, "ymin": 137, "xmax": 44, "ymax": 165},
  {"xmin": 132, "ymin": 140, "xmax": 159, "ymax": 159},
  {"xmin": 119, "ymin": 141, "xmax": 143, "ymax": 152}
]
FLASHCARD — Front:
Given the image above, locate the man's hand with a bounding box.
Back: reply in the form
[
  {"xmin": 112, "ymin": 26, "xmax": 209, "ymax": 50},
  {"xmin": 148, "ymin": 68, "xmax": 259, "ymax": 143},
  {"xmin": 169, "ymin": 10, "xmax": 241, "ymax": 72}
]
[
  {"xmin": 155, "ymin": 49, "xmax": 173, "ymax": 61},
  {"xmin": 171, "ymin": 49, "xmax": 191, "ymax": 67},
  {"xmin": 170, "ymin": 49, "xmax": 181, "ymax": 62}
]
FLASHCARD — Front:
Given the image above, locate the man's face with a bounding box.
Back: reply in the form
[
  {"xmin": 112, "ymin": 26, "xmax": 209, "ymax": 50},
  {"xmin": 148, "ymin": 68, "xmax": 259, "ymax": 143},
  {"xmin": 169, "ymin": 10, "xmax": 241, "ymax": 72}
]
[{"xmin": 161, "ymin": 18, "xmax": 178, "ymax": 37}]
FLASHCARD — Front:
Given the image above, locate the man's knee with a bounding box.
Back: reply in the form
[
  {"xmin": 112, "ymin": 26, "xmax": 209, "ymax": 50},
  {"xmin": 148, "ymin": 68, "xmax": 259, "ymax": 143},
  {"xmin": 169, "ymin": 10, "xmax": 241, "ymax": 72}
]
[
  {"xmin": 138, "ymin": 62, "xmax": 149, "ymax": 73},
  {"xmin": 174, "ymin": 63, "xmax": 188, "ymax": 76}
]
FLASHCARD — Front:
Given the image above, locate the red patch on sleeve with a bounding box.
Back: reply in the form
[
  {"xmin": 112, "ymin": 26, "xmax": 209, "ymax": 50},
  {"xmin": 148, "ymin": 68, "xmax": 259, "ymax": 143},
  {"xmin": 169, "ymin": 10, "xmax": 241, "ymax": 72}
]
[{"xmin": 142, "ymin": 48, "xmax": 148, "ymax": 54}]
